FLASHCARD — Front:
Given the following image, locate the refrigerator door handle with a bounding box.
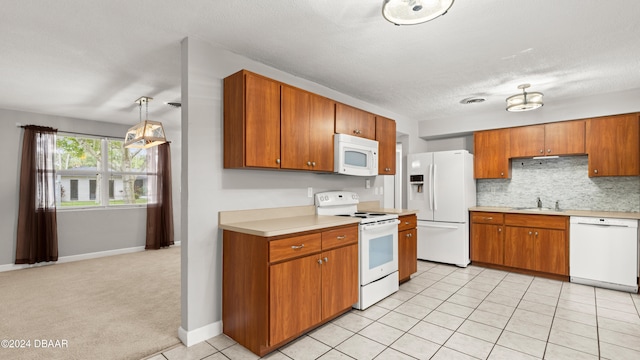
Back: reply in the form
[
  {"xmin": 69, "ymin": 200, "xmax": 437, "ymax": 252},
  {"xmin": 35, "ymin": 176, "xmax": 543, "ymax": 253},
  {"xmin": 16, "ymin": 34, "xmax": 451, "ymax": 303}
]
[
  {"xmin": 419, "ymin": 223, "xmax": 460, "ymax": 230},
  {"xmin": 428, "ymin": 164, "xmax": 434, "ymax": 211},
  {"xmin": 433, "ymin": 163, "xmax": 437, "ymax": 211}
]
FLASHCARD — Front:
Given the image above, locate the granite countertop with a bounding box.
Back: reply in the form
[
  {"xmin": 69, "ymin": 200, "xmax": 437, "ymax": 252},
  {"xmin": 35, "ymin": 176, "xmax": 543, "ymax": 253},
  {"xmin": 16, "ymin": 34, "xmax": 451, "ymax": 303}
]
[{"xmin": 470, "ymin": 206, "xmax": 640, "ymax": 220}]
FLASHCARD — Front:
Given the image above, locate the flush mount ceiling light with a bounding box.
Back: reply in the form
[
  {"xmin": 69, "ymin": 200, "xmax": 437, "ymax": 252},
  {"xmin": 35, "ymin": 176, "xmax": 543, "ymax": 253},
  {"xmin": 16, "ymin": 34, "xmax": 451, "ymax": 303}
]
[
  {"xmin": 124, "ymin": 96, "xmax": 167, "ymax": 149},
  {"xmin": 506, "ymin": 84, "xmax": 544, "ymax": 112},
  {"xmin": 382, "ymin": 0, "xmax": 454, "ymax": 26}
]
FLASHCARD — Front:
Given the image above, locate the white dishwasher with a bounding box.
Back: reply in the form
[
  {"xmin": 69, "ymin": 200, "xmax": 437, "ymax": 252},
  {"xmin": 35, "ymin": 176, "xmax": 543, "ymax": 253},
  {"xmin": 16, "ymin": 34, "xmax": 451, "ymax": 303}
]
[{"xmin": 570, "ymin": 217, "xmax": 639, "ymax": 293}]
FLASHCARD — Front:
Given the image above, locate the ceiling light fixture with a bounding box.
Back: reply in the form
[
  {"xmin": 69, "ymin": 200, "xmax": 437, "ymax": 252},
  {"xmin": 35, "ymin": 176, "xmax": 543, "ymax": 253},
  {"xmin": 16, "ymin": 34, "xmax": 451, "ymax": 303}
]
[
  {"xmin": 506, "ymin": 84, "xmax": 544, "ymax": 112},
  {"xmin": 382, "ymin": 0, "xmax": 454, "ymax": 25},
  {"xmin": 124, "ymin": 96, "xmax": 167, "ymax": 149}
]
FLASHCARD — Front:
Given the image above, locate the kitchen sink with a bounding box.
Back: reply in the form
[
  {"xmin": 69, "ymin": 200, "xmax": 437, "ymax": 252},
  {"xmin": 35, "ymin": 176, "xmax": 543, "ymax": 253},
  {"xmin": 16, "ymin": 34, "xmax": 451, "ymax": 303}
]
[{"xmin": 512, "ymin": 207, "xmax": 562, "ymax": 212}]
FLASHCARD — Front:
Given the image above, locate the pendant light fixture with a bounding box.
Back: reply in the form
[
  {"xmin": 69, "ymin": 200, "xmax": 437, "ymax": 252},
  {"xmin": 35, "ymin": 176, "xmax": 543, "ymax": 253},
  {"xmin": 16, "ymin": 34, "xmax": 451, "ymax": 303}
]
[
  {"xmin": 506, "ymin": 84, "xmax": 544, "ymax": 112},
  {"xmin": 124, "ymin": 96, "xmax": 167, "ymax": 149},
  {"xmin": 382, "ymin": 0, "xmax": 454, "ymax": 26}
]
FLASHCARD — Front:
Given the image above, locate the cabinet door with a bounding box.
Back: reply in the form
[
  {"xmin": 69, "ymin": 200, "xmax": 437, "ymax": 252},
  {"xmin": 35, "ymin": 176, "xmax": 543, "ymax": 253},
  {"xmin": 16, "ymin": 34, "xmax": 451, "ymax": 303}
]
[
  {"xmin": 504, "ymin": 227, "xmax": 534, "ymax": 270},
  {"xmin": 510, "ymin": 125, "xmax": 544, "ymax": 158},
  {"xmin": 321, "ymin": 244, "xmax": 358, "ymax": 321},
  {"xmin": 586, "ymin": 113, "xmax": 640, "ymax": 177},
  {"xmin": 335, "ymin": 103, "xmax": 376, "ymax": 140},
  {"xmin": 534, "ymin": 228, "xmax": 567, "ymax": 275},
  {"xmin": 471, "ymin": 223, "xmax": 503, "ymax": 265},
  {"xmin": 309, "ymin": 94, "xmax": 335, "ymax": 172},
  {"xmin": 376, "ymin": 116, "xmax": 396, "ymax": 174},
  {"xmin": 474, "ymin": 128, "xmax": 511, "ymax": 179},
  {"xmin": 269, "ymin": 255, "xmax": 321, "ymax": 345},
  {"xmin": 398, "ymin": 228, "xmax": 417, "ymax": 282},
  {"xmin": 245, "ymin": 72, "xmax": 281, "ymax": 168},
  {"xmin": 544, "ymin": 120, "xmax": 585, "ymax": 156},
  {"xmin": 281, "ymin": 85, "xmax": 310, "ymax": 170}
]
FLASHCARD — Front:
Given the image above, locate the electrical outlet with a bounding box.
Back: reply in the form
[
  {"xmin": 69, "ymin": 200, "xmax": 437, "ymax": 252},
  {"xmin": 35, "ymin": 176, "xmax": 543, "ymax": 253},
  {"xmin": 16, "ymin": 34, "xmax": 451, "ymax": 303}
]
[
  {"xmin": 365, "ymin": 179, "xmax": 371, "ymax": 189},
  {"xmin": 379, "ymin": 186, "xmax": 384, "ymax": 195},
  {"xmin": 307, "ymin": 187, "xmax": 313, "ymax": 198}
]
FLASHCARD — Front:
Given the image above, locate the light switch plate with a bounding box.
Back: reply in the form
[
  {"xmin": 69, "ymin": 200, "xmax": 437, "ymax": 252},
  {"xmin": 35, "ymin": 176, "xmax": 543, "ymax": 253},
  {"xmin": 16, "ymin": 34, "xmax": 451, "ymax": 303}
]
[{"xmin": 307, "ymin": 187, "xmax": 313, "ymax": 198}]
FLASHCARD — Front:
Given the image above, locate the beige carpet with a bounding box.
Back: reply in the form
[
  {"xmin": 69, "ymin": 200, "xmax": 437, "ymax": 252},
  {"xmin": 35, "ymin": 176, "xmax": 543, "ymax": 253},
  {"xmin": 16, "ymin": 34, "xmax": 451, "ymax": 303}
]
[{"xmin": 0, "ymin": 246, "xmax": 181, "ymax": 360}]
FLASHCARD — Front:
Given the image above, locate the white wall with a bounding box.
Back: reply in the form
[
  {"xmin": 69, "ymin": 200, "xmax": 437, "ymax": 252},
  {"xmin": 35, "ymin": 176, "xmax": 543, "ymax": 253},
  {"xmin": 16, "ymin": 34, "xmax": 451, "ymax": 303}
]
[
  {"xmin": 0, "ymin": 108, "xmax": 182, "ymax": 267},
  {"xmin": 178, "ymin": 37, "xmax": 428, "ymax": 344}
]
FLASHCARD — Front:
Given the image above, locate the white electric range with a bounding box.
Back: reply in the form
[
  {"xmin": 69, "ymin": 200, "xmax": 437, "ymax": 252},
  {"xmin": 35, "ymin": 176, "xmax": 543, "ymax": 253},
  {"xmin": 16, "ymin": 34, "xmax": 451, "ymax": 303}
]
[{"xmin": 315, "ymin": 191, "xmax": 399, "ymax": 310}]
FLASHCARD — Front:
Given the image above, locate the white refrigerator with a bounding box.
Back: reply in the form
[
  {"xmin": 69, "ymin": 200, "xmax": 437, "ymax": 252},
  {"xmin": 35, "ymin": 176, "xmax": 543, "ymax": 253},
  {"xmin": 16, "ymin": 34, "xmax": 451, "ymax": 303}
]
[{"xmin": 407, "ymin": 150, "xmax": 476, "ymax": 267}]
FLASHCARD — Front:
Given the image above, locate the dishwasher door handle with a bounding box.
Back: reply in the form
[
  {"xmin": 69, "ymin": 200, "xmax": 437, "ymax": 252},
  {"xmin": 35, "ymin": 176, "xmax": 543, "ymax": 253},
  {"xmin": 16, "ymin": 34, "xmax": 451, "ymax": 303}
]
[{"xmin": 576, "ymin": 222, "xmax": 631, "ymax": 228}]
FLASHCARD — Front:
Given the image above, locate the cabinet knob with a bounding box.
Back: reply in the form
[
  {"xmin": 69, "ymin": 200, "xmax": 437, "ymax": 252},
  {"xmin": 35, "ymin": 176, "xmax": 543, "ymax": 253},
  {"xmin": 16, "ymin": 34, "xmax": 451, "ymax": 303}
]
[
  {"xmin": 500, "ymin": 172, "xmax": 504, "ymax": 176},
  {"xmin": 276, "ymin": 158, "xmax": 281, "ymax": 164},
  {"xmin": 307, "ymin": 161, "xmax": 311, "ymax": 166},
  {"xmin": 498, "ymin": 228, "xmax": 502, "ymax": 232},
  {"xmin": 547, "ymin": 149, "xmax": 551, "ymax": 153},
  {"xmin": 406, "ymin": 233, "xmax": 412, "ymax": 237},
  {"xmin": 385, "ymin": 167, "xmax": 391, "ymax": 172},
  {"xmin": 317, "ymin": 259, "xmax": 323, "ymax": 264},
  {"xmin": 594, "ymin": 169, "xmax": 598, "ymax": 174},
  {"xmin": 539, "ymin": 149, "xmax": 544, "ymax": 154},
  {"xmin": 528, "ymin": 231, "xmax": 533, "ymax": 235},
  {"xmin": 353, "ymin": 129, "xmax": 361, "ymax": 135},
  {"xmin": 535, "ymin": 231, "xmax": 538, "ymax": 236},
  {"xmin": 312, "ymin": 161, "xmax": 316, "ymax": 167},
  {"xmin": 324, "ymin": 257, "xmax": 329, "ymax": 263}
]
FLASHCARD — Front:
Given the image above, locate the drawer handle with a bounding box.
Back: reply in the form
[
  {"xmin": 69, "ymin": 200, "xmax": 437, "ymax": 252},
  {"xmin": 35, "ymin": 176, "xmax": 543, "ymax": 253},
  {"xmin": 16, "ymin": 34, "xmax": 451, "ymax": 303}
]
[
  {"xmin": 405, "ymin": 221, "xmax": 410, "ymax": 225},
  {"xmin": 484, "ymin": 217, "xmax": 493, "ymax": 220},
  {"xmin": 336, "ymin": 235, "xmax": 346, "ymax": 240},
  {"xmin": 291, "ymin": 244, "xmax": 305, "ymax": 250},
  {"xmin": 406, "ymin": 233, "xmax": 412, "ymax": 237}
]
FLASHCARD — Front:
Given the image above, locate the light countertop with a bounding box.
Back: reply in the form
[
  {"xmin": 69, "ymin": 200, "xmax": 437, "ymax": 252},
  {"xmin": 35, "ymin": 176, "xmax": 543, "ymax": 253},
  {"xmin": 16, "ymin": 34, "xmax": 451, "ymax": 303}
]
[
  {"xmin": 470, "ymin": 206, "xmax": 640, "ymax": 220},
  {"xmin": 219, "ymin": 202, "xmax": 417, "ymax": 237}
]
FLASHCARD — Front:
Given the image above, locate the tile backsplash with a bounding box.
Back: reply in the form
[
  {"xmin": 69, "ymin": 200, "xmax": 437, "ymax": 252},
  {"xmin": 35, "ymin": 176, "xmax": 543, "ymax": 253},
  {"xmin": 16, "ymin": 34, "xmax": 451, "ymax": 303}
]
[{"xmin": 476, "ymin": 155, "xmax": 640, "ymax": 212}]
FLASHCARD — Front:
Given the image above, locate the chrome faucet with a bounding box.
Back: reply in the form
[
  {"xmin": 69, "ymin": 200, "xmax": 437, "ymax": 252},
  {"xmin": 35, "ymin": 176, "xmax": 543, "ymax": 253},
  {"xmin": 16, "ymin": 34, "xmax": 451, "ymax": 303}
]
[{"xmin": 537, "ymin": 197, "xmax": 542, "ymax": 209}]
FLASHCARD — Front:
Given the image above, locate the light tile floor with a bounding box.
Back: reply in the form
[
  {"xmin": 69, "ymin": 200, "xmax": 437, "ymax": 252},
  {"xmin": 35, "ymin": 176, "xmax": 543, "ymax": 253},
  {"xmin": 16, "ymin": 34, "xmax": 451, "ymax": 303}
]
[{"xmin": 145, "ymin": 261, "xmax": 640, "ymax": 360}]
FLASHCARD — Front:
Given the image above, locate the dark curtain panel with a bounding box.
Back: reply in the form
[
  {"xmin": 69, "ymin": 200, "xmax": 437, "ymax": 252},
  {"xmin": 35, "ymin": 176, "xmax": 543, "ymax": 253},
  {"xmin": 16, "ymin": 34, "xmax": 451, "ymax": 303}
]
[
  {"xmin": 146, "ymin": 142, "xmax": 174, "ymax": 249},
  {"xmin": 16, "ymin": 125, "xmax": 59, "ymax": 264}
]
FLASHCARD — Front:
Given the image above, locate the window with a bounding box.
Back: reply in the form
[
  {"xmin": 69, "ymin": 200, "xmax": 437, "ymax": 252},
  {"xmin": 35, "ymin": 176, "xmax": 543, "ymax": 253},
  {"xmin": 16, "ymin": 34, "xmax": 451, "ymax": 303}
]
[{"xmin": 55, "ymin": 134, "xmax": 150, "ymax": 208}]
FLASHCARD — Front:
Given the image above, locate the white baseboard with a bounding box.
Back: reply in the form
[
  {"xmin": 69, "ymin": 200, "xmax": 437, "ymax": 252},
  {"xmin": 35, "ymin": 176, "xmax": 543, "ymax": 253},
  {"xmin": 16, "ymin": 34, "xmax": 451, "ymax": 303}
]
[
  {"xmin": 178, "ymin": 321, "xmax": 222, "ymax": 347},
  {"xmin": 0, "ymin": 241, "xmax": 181, "ymax": 273}
]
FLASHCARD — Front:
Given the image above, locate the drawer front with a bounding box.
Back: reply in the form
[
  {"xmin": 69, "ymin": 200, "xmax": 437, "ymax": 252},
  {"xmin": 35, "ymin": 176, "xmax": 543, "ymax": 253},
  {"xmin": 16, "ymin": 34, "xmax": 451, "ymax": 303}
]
[
  {"xmin": 322, "ymin": 226, "xmax": 358, "ymax": 250},
  {"xmin": 398, "ymin": 215, "xmax": 417, "ymax": 232},
  {"xmin": 269, "ymin": 233, "xmax": 322, "ymax": 263},
  {"xmin": 504, "ymin": 214, "xmax": 568, "ymax": 230},
  {"xmin": 471, "ymin": 212, "xmax": 504, "ymax": 225}
]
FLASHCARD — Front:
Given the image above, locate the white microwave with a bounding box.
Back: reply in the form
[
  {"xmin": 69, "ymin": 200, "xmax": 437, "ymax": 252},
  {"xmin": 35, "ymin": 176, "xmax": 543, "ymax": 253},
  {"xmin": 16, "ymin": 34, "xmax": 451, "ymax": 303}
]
[{"xmin": 334, "ymin": 134, "xmax": 378, "ymax": 176}]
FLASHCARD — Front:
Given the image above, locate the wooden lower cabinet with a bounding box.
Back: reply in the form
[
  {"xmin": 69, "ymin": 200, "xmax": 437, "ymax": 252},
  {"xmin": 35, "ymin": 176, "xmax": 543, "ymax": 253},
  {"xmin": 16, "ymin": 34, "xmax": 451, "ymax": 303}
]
[
  {"xmin": 470, "ymin": 212, "xmax": 504, "ymax": 265},
  {"xmin": 470, "ymin": 211, "xmax": 568, "ymax": 277},
  {"xmin": 398, "ymin": 214, "xmax": 418, "ymax": 282},
  {"xmin": 504, "ymin": 214, "xmax": 568, "ymax": 276},
  {"xmin": 223, "ymin": 225, "xmax": 358, "ymax": 356}
]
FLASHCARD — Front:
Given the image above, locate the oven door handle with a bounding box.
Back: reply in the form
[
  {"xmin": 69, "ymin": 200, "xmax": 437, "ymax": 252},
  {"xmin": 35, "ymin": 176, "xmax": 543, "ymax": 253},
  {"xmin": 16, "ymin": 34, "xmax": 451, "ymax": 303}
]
[{"xmin": 361, "ymin": 219, "xmax": 400, "ymax": 231}]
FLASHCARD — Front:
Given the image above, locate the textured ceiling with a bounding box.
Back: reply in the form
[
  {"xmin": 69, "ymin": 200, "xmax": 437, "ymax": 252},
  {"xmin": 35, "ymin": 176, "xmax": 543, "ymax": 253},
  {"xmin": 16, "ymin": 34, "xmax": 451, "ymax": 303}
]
[{"xmin": 2, "ymin": 0, "xmax": 640, "ymax": 133}]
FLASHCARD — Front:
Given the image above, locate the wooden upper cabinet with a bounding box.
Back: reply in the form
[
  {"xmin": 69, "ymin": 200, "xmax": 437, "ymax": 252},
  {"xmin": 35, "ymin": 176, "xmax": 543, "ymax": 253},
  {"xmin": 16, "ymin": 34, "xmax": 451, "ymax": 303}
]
[
  {"xmin": 281, "ymin": 86, "xmax": 335, "ymax": 172},
  {"xmin": 375, "ymin": 116, "xmax": 396, "ymax": 175},
  {"xmin": 544, "ymin": 120, "xmax": 585, "ymax": 156},
  {"xmin": 586, "ymin": 113, "xmax": 640, "ymax": 177},
  {"xmin": 510, "ymin": 125, "xmax": 545, "ymax": 158},
  {"xmin": 224, "ymin": 70, "xmax": 281, "ymax": 169},
  {"xmin": 510, "ymin": 121, "xmax": 585, "ymax": 158},
  {"xmin": 474, "ymin": 128, "xmax": 511, "ymax": 179},
  {"xmin": 309, "ymin": 95, "xmax": 336, "ymax": 172},
  {"xmin": 335, "ymin": 103, "xmax": 376, "ymax": 140}
]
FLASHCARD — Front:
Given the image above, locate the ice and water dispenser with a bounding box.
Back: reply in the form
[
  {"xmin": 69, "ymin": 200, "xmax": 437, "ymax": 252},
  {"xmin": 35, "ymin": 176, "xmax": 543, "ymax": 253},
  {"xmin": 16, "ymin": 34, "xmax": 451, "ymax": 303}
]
[{"xmin": 409, "ymin": 174, "xmax": 424, "ymax": 200}]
